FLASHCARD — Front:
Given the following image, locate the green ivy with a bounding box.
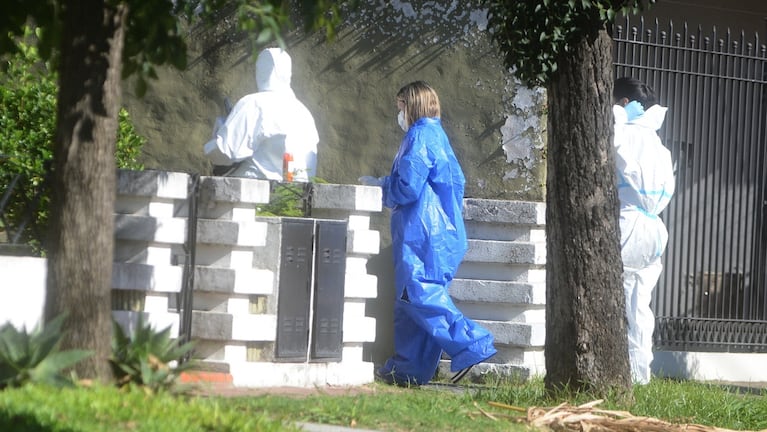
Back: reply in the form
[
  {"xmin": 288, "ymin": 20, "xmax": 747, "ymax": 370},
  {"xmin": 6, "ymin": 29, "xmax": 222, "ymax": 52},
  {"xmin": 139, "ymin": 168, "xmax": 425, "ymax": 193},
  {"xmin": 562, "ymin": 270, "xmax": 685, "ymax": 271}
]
[
  {"xmin": 479, "ymin": 0, "xmax": 655, "ymax": 88},
  {"xmin": 0, "ymin": 26, "xmax": 146, "ymax": 252}
]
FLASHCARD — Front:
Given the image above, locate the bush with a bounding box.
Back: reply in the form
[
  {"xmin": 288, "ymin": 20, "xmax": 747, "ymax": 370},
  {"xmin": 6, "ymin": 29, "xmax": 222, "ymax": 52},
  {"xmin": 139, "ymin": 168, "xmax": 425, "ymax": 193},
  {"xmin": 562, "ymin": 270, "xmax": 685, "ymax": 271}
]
[
  {"xmin": 0, "ymin": 26, "xmax": 146, "ymax": 252},
  {"xmin": 110, "ymin": 315, "xmax": 196, "ymax": 393},
  {"xmin": 0, "ymin": 315, "xmax": 92, "ymax": 389}
]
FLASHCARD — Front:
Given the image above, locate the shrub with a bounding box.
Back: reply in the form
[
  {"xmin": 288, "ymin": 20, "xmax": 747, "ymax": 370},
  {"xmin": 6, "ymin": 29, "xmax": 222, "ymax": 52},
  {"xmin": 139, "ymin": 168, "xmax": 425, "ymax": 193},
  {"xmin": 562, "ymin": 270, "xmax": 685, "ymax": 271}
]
[
  {"xmin": 0, "ymin": 315, "xmax": 92, "ymax": 389},
  {"xmin": 0, "ymin": 26, "xmax": 146, "ymax": 252},
  {"xmin": 109, "ymin": 315, "xmax": 196, "ymax": 393}
]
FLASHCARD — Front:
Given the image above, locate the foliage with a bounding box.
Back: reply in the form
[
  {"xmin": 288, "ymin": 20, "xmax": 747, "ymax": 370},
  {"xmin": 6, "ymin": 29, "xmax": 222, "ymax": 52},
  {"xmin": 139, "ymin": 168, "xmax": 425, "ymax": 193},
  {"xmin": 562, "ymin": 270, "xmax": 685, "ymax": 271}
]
[
  {"xmin": 0, "ymin": 384, "xmax": 296, "ymax": 432},
  {"xmin": 109, "ymin": 316, "xmax": 196, "ymax": 393},
  {"xmin": 0, "ymin": 315, "xmax": 92, "ymax": 390},
  {"xmin": 479, "ymin": 0, "xmax": 656, "ymax": 87},
  {"xmin": 257, "ymin": 178, "xmax": 328, "ymax": 217},
  {"xmin": 1, "ymin": 1, "xmax": 354, "ymax": 97},
  {"xmin": 0, "ymin": 28, "xmax": 145, "ymax": 251}
]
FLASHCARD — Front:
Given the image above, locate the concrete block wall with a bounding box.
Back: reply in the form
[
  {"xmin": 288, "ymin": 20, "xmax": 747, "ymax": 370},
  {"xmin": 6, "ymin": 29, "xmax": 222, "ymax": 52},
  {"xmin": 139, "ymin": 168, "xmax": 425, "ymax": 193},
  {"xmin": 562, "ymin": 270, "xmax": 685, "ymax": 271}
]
[
  {"xmin": 113, "ymin": 170, "xmax": 382, "ymax": 387},
  {"xmin": 1, "ymin": 169, "xmax": 547, "ymax": 387},
  {"xmin": 442, "ymin": 198, "xmax": 547, "ymax": 380}
]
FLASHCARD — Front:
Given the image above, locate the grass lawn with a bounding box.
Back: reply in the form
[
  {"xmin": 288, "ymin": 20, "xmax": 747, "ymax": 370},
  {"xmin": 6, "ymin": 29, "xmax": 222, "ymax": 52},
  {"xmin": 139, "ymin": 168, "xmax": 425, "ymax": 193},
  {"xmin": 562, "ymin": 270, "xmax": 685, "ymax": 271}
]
[{"xmin": 0, "ymin": 377, "xmax": 765, "ymax": 431}]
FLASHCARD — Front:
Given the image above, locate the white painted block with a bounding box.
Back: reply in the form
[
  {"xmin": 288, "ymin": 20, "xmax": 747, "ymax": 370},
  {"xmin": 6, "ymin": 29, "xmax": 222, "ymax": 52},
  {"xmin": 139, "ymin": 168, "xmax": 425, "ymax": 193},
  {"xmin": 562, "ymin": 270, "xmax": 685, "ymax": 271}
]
[
  {"xmin": 144, "ymin": 295, "xmax": 169, "ymax": 313},
  {"xmin": 227, "ymin": 298, "xmax": 251, "ymax": 315},
  {"xmin": 341, "ymin": 345, "xmax": 364, "ymax": 362},
  {"xmin": 344, "ymin": 273, "xmax": 377, "ymax": 299},
  {"xmin": 231, "ymin": 314, "xmax": 277, "ymax": 341},
  {"xmin": 146, "ymin": 246, "xmax": 173, "ymax": 265},
  {"xmin": 347, "ymin": 230, "xmax": 380, "ymax": 254},
  {"xmin": 325, "ymin": 361, "xmax": 375, "ymax": 386},
  {"xmin": 225, "ymin": 345, "xmax": 248, "ymax": 363},
  {"xmin": 230, "ymin": 250, "xmax": 254, "ymax": 268},
  {"xmin": 231, "ymin": 207, "xmax": 256, "ymax": 221},
  {"xmin": 653, "ymin": 351, "xmax": 767, "ymax": 383},
  {"xmin": 342, "ymin": 316, "xmax": 376, "ymax": 343},
  {"xmin": 0, "ymin": 256, "xmax": 46, "ymax": 330},
  {"xmin": 346, "ymin": 214, "xmax": 371, "ymax": 231},
  {"xmin": 233, "ymin": 269, "xmax": 274, "ymax": 294},
  {"xmin": 236, "ymin": 220, "xmax": 268, "ymax": 246},
  {"xmin": 147, "ymin": 201, "xmax": 176, "ymax": 218},
  {"xmin": 344, "ymin": 257, "xmax": 370, "ymax": 274}
]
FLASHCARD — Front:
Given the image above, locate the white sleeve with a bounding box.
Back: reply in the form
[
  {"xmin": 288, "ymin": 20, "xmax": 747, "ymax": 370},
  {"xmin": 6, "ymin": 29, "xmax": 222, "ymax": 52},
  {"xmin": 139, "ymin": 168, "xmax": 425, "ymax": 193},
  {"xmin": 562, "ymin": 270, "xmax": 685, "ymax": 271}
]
[{"xmin": 203, "ymin": 97, "xmax": 261, "ymax": 164}]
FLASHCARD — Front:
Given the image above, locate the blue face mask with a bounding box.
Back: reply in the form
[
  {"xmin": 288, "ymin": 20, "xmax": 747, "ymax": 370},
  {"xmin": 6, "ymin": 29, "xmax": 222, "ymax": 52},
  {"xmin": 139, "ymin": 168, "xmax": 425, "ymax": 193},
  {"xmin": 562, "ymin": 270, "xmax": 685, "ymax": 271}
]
[{"xmin": 624, "ymin": 100, "xmax": 645, "ymax": 121}]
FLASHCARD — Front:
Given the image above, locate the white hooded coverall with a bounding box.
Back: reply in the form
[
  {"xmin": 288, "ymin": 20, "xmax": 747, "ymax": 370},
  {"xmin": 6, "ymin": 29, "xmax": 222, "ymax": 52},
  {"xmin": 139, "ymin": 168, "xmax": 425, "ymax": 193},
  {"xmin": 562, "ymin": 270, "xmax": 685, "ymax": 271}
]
[
  {"xmin": 613, "ymin": 104, "xmax": 675, "ymax": 384},
  {"xmin": 203, "ymin": 48, "xmax": 319, "ymax": 182}
]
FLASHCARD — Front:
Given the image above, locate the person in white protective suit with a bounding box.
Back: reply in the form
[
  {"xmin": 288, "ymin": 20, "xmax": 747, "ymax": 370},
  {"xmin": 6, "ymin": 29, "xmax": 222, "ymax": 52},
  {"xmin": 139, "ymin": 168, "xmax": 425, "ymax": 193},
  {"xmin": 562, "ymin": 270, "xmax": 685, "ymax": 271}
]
[
  {"xmin": 613, "ymin": 77, "xmax": 676, "ymax": 384},
  {"xmin": 203, "ymin": 47, "xmax": 319, "ymax": 182}
]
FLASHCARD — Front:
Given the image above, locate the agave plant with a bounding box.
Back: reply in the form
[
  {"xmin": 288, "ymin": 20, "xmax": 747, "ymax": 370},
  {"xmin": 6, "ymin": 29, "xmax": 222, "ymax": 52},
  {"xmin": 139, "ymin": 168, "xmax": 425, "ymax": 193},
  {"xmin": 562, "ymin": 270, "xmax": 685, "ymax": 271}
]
[
  {"xmin": 0, "ymin": 314, "xmax": 92, "ymax": 389},
  {"xmin": 110, "ymin": 315, "xmax": 196, "ymax": 393}
]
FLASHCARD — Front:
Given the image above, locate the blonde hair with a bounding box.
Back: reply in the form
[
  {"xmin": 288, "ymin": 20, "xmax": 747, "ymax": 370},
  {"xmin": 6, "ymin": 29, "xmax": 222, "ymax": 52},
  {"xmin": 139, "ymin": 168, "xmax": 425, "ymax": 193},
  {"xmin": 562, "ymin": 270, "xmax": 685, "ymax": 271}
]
[{"xmin": 397, "ymin": 81, "xmax": 441, "ymax": 127}]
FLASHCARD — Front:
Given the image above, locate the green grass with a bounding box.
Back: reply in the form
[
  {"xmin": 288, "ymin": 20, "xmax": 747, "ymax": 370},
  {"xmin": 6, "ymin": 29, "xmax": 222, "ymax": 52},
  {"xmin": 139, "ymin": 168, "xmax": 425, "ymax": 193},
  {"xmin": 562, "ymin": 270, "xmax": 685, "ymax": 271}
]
[{"xmin": 0, "ymin": 378, "xmax": 765, "ymax": 431}]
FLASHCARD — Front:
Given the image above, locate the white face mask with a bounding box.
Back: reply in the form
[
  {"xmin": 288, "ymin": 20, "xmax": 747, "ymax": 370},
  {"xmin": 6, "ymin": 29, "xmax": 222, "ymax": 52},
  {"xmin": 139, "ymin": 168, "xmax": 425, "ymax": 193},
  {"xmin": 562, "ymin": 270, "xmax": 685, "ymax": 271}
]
[{"xmin": 397, "ymin": 110, "xmax": 408, "ymax": 132}]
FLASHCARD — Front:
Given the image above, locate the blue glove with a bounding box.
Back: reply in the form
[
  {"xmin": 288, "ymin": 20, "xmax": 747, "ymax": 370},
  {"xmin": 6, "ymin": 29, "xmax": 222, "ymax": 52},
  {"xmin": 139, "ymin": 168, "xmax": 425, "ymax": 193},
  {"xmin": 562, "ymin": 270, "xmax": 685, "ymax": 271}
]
[
  {"xmin": 358, "ymin": 175, "xmax": 384, "ymax": 187},
  {"xmin": 624, "ymin": 100, "xmax": 645, "ymax": 121}
]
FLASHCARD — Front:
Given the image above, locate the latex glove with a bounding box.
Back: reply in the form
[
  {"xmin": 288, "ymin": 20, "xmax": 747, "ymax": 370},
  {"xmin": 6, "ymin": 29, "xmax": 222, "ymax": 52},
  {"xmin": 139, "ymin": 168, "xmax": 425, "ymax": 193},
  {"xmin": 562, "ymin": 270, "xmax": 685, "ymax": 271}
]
[
  {"xmin": 624, "ymin": 100, "xmax": 645, "ymax": 121},
  {"xmin": 358, "ymin": 175, "xmax": 384, "ymax": 187}
]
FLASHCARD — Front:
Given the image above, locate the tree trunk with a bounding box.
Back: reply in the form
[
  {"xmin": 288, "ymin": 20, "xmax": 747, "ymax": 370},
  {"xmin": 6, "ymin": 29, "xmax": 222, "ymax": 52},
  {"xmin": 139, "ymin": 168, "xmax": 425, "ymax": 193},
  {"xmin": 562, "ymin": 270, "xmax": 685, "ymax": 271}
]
[
  {"xmin": 45, "ymin": 0, "xmax": 128, "ymax": 381},
  {"xmin": 544, "ymin": 29, "xmax": 632, "ymax": 396}
]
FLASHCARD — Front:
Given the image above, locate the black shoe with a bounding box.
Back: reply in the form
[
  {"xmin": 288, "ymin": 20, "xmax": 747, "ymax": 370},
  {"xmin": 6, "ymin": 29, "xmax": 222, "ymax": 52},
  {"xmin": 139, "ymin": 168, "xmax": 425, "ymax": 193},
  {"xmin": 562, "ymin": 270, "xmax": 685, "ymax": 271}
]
[
  {"xmin": 450, "ymin": 365, "xmax": 473, "ymax": 384},
  {"xmin": 375, "ymin": 367, "xmax": 419, "ymax": 388}
]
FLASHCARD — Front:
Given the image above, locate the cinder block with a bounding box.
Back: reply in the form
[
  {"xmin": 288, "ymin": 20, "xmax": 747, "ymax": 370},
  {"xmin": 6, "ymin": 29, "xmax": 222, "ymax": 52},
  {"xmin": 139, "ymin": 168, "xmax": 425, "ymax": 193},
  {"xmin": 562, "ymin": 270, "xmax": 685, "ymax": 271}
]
[
  {"xmin": 114, "ymin": 214, "xmax": 187, "ymax": 244},
  {"xmin": 311, "ymin": 183, "xmax": 383, "ymax": 212},
  {"xmin": 194, "ymin": 266, "xmax": 274, "ymax": 295},
  {"xmin": 464, "ymin": 239, "xmax": 546, "ymax": 265},
  {"xmin": 449, "ymin": 279, "xmax": 545, "ymax": 305},
  {"xmin": 463, "ymin": 198, "xmax": 545, "ymax": 225},
  {"xmin": 196, "ymin": 220, "xmax": 268, "ymax": 247},
  {"xmin": 112, "ymin": 262, "xmax": 183, "ymax": 292},
  {"xmin": 199, "ymin": 176, "xmax": 271, "ymax": 204},
  {"xmin": 117, "ymin": 170, "xmax": 189, "ymax": 199},
  {"xmin": 479, "ymin": 320, "xmax": 545, "ymax": 347}
]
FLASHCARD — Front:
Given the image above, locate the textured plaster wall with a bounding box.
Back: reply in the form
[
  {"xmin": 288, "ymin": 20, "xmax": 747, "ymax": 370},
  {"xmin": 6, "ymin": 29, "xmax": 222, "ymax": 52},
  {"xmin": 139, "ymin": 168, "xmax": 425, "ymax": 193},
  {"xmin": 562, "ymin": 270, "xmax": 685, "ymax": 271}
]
[{"xmin": 123, "ymin": 1, "xmax": 547, "ymax": 202}]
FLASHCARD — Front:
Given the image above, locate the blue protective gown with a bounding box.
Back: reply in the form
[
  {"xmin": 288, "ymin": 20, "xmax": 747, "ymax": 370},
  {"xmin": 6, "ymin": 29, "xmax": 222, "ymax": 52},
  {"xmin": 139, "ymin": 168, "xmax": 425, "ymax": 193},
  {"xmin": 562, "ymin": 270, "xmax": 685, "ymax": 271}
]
[{"xmin": 378, "ymin": 117, "xmax": 497, "ymax": 385}]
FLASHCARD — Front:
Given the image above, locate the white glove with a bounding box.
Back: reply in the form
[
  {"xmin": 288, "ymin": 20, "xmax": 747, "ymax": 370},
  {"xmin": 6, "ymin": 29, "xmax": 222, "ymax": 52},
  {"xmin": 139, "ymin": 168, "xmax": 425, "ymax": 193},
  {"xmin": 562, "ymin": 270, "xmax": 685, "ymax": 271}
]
[{"xmin": 358, "ymin": 175, "xmax": 384, "ymax": 187}]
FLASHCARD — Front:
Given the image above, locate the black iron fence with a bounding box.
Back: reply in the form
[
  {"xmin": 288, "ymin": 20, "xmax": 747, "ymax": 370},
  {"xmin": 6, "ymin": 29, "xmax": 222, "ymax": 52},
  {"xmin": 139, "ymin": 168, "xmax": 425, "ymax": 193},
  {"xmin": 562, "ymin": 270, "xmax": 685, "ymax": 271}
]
[{"xmin": 614, "ymin": 17, "xmax": 767, "ymax": 352}]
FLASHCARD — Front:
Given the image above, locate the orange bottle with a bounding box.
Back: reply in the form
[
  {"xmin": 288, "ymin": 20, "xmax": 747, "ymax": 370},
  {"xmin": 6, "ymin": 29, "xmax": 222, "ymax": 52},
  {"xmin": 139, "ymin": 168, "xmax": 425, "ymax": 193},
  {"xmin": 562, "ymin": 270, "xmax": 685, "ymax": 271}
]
[{"xmin": 283, "ymin": 152, "xmax": 294, "ymax": 182}]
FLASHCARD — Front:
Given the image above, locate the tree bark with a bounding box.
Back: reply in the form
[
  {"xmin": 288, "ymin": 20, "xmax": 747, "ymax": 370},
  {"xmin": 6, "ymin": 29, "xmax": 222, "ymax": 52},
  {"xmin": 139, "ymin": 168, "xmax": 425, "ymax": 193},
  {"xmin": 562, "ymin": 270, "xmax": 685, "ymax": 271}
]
[
  {"xmin": 544, "ymin": 29, "xmax": 632, "ymax": 396},
  {"xmin": 45, "ymin": 0, "xmax": 128, "ymax": 381}
]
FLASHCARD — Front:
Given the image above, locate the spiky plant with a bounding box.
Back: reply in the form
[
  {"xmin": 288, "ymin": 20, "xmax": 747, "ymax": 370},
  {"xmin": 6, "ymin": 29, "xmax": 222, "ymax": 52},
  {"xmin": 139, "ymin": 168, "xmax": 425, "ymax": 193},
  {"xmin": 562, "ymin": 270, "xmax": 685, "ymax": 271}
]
[{"xmin": 0, "ymin": 314, "xmax": 92, "ymax": 389}]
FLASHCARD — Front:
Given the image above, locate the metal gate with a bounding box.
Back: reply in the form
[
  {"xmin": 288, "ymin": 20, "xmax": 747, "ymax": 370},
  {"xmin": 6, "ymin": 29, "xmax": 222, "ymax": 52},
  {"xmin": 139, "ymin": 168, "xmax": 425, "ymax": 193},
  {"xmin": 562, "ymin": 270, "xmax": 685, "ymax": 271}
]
[{"xmin": 613, "ymin": 16, "xmax": 767, "ymax": 352}]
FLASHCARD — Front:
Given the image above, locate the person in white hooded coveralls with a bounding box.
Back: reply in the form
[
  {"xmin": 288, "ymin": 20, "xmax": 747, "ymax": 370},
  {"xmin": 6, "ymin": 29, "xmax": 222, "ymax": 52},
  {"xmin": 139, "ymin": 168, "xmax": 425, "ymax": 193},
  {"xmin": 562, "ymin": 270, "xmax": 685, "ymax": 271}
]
[
  {"xmin": 613, "ymin": 77, "xmax": 675, "ymax": 384},
  {"xmin": 203, "ymin": 47, "xmax": 319, "ymax": 182}
]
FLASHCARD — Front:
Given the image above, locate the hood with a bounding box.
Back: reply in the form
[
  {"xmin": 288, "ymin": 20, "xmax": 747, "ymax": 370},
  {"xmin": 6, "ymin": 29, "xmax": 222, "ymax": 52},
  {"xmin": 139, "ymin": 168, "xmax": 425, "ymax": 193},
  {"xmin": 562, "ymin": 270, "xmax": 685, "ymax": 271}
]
[
  {"xmin": 628, "ymin": 104, "xmax": 667, "ymax": 131},
  {"xmin": 255, "ymin": 48, "xmax": 292, "ymax": 92}
]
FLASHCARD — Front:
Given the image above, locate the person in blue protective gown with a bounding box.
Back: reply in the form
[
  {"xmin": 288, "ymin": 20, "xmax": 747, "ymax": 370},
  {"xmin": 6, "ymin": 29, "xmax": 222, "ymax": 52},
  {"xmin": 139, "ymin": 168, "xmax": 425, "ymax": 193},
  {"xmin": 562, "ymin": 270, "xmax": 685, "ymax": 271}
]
[
  {"xmin": 613, "ymin": 77, "xmax": 675, "ymax": 384},
  {"xmin": 359, "ymin": 81, "xmax": 497, "ymax": 386}
]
